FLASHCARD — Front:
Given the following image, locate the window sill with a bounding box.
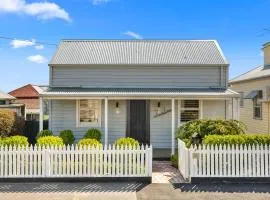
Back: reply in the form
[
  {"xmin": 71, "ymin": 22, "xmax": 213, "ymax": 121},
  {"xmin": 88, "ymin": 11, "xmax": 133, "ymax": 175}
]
[{"xmin": 253, "ymin": 117, "xmax": 262, "ymax": 120}]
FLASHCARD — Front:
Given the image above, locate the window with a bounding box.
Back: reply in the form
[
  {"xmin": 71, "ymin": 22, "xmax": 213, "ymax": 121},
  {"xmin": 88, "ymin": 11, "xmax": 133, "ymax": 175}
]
[
  {"xmin": 77, "ymin": 100, "xmax": 101, "ymax": 127},
  {"xmin": 253, "ymin": 98, "xmax": 262, "ymax": 120},
  {"xmin": 179, "ymin": 100, "xmax": 200, "ymax": 125},
  {"xmin": 239, "ymin": 92, "xmax": 244, "ymax": 108},
  {"xmin": 0, "ymin": 100, "xmax": 6, "ymax": 105}
]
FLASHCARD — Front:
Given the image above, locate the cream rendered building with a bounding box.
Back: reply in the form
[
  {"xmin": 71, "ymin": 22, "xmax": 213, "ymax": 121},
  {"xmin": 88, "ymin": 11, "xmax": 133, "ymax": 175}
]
[{"xmin": 230, "ymin": 42, "xmax": 270, "ymax": 134}]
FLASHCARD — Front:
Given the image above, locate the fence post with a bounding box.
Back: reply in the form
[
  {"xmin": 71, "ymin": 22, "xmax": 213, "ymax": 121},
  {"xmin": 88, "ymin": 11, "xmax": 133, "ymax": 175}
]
[
  {"xmin": 149, "ymin": 145, "xmax": 152, "ymax": 176},
  {"xmin": 45, "ymin": 147, "xmax": 50, "ymax": 177}
]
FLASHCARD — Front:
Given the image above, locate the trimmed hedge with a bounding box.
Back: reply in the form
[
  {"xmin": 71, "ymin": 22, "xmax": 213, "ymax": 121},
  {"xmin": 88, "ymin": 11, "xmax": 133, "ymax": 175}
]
[
  {"xmin": 37, "ymin": 136, "xmax": 64, "ymax": 146},
  {"xmin": 36, "ymin": 130, "xmax": 53, "ymax": 139},
  {"xmin": 78, "ymin": 138, "xmax": 101, "ymax": 148},
  {"xmin": 59, "ymin": 130, "xmax": 75, "ymax": 145},
  {"xmin": 115, "ymin": 137, "xmax": 139, "ymax": 147},
  {"xmin": 203, "ymin": 134, "xmax": 270, "ymax": 146},
  {"xmin": 0, "ymin": 136, "xmax": 29, "ymax": 146},
  {"xmin": 84, "ymin": 128, "xmax": 101, "ymax": 142},
  {"xmin": 177, "ymin": 119, "xmax": 246, "ymax": 145}
]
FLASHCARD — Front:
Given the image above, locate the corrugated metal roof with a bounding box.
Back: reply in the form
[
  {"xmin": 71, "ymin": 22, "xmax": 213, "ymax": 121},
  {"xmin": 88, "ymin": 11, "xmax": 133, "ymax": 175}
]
[
  {"xmin": 41, "ymin": 87, "xmax": 238, "ymax": 98},
  {"xmin": 50, "ymin": 40, "xmax": 228, "ymax": 65},
  {"xmin": 0, "ymin": 90, "xmax": 15, "ymax": 100},
  {"xmin": 230, "ymin": 65, "xmax": 270, "ymax": 83}
]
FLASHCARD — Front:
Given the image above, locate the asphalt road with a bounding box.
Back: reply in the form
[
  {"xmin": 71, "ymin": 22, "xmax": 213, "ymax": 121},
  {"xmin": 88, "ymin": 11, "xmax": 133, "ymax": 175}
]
[{"xmin": 1, "ymin": 182, "xmax": 270, "ymax": 200}]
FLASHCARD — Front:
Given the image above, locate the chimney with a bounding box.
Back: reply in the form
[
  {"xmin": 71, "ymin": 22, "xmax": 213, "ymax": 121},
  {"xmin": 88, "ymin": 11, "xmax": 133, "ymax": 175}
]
[{"xmin": 263, "ymin": 42, "xmax": 270, "ymax": 68}]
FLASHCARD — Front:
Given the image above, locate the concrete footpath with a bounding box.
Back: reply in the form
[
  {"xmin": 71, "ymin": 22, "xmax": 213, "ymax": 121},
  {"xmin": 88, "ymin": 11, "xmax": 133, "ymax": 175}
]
[
  {"xmin": 0, "ymin": 182, "xmax": 141, "ymax": 200},
  {"xmin": 136, "ymin": 183, "xmax": 270, "ymax": 200},
  {"xmin": 1, "ymin": 182, "xmax": 270, "ymax": 200}
]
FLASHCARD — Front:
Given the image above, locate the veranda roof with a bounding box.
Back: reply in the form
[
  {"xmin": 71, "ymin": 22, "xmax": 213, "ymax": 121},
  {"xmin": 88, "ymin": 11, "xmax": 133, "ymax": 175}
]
[{"xmin": 40, "ymin": 87, "xmax": 239, "ymax": 99}]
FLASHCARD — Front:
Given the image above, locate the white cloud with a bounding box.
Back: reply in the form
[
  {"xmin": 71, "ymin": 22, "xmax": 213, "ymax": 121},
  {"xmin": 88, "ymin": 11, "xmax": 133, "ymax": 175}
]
[
  {"xmin": 90, "ymin": 0, "xmax": 111, "ymax": 5},
  {"xmin": 123, "ymin": 31, "xmax": 143, "ymax": 39},
  {"xmin": 35, "ymin": 44, "xmax": 44, "ymax": 50},
  {"xmin": 0, "ymin": 0, "xmax": 70, "ymax": 21},
  {"xmin": 27, "ymin": 54, "xmax": 47, "ymax": 63},
  {"xmin": 10, "ymin": 39, "xmax": 36, "ymax": 48}
]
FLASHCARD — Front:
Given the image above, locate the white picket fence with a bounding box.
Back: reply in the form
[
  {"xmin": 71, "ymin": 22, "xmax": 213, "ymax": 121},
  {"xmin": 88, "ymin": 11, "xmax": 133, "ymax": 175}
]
[
  {"xmin": 0, "ymin": 145, "xmax": 152, "ymax": 178},
  {"xmin": 178, "ymin": 139, "xmax": 270, "ymax": 179}
]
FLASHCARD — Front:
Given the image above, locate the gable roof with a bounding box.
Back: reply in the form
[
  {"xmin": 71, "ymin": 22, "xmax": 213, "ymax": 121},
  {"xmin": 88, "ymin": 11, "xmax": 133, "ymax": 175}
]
[
  {"xmin": 49, "ymin": 40, "xmax": 228, "ymax": 66},
  {"xmin": 229, "ymin": 65, "xmax": 270, "ymax": 84},
  {"xmin": 9, "ymin": 84, "xmax": 46, "ymax": 98},
  {"xmin": 0, "ymin": 90, "xmax": 15, "ymax": 100}
]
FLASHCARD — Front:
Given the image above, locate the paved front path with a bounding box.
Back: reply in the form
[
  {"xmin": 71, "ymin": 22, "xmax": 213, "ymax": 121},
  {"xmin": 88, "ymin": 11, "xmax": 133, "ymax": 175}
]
[{"xmin": 152, "ymin": 161, "xmax": 185, "ymax": 183}]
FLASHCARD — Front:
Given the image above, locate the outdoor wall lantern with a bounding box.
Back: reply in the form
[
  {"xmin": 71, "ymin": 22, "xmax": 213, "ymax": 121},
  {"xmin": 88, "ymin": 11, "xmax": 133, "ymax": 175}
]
[
  {"xmin": 157, "ymin": 101, "xmax": 161, "ymax": 114},
  {"xmin": 115, "ymin": 101, "xmax": 120, "ymax": 114}
]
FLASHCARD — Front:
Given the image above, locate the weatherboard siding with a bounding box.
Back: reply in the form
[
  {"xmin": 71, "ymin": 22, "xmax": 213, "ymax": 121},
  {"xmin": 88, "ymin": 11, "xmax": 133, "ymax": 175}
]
[
  {"xmin": 230, "ymin": 79, "xmax": 270, "ymax": 134},
  {"xmin": 50, "ymin": 99, "xmax": 228, "ymax": 147},
  {"xmin": 51, "ymin": 65, "xmax": 226, "ymax": 88},
  {"xmin": 50, "ymin": 99, "xmax": 177, "ymax": 147}
]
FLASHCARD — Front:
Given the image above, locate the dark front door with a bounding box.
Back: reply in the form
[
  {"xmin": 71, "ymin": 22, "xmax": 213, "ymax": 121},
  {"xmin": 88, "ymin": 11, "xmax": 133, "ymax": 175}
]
[{"xmin": 127, "ymin": 100, "xmax": 150, "ymax": 145}]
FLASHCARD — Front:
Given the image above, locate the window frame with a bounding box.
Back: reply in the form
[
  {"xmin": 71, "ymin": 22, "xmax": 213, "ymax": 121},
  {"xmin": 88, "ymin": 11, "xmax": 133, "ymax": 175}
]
[
  {"xmin": 76, "ymin": 99, "xmax": 102, "ymax": 128},
  {"xmin": 253, "ymin": 98, "xmax": 262, "ymax": 120},
  {"xmin": 178, "ymin": 99, "xmax": 202, "ymax": 127}
]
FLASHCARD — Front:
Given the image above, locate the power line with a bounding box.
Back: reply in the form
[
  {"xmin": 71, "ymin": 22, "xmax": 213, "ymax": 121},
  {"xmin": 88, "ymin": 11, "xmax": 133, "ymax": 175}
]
[{"xmin": 0, "ymin": 36, "xmax": 57, "ymax": 46}]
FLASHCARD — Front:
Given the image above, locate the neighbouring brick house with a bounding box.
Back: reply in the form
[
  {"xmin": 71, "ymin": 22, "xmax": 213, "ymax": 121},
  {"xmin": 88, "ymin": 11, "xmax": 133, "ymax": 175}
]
[
  {"xmin": 9, "ymin": 84, "xmax": 47, "ymax": 120},
  {"xmin": 0, "ymin": 90, "xmax": 25, "ymax": 117}
]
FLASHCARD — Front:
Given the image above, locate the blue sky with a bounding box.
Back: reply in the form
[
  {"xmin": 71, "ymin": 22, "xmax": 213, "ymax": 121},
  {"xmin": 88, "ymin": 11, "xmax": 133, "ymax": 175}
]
[{"xmin": 0, "ymin": 0, "xmax": 270, "ymax": 92}]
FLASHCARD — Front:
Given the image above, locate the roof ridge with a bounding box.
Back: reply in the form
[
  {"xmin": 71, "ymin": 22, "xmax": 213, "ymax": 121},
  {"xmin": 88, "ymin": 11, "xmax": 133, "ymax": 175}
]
[
  {"xmin": 61, "ymin": 39, "xmax": 217, "ymax": 42},
  {"xmin": 229, "ymin": 65, "xmax": 263, "ymax": 83}
]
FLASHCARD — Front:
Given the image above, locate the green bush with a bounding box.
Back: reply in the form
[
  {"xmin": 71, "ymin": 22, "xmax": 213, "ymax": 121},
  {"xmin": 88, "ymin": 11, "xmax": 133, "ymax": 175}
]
[
  {"xmin": 115, "ymin": 137, "xmax": 139, "ymax": 147},
  {"xmin": 0, "ymin": 110, "xmax": 25, "ymax": 137},
  {"xmin": 177, "ymin": 119, "xmax": 246, "ymax": 145},
  {"xmin": 77, "ymin": 138, "xmax": 101, "ymax": 148},
  {"xmin": 37, "ymin": 136, "xmax": 64, "ymax": 146},
  {"xmin": 170, "ymin": 154, "xmax": 178, "ymax": 168},
  {"xmin": 59, "ymin": 129, "xmax": 75, "ymax": 145},
  {"xmin": 0, "ymin": 136, "xmax": 29, "ymax": 146},
  {"xmin": 36, "ymin": 130, "xmax": 53, "ymax": 139},
  {"xmin": 84, "ymin": 128, "xmax": 101, "ymax": 141},
  {"xmin": 203, "ymin": 134, "xmax": 270, "ymax": 146}
]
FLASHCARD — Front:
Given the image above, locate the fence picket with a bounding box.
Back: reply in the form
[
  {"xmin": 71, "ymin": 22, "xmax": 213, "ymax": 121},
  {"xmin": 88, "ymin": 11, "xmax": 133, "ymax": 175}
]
[
  {"xmin": 223, "ymin": 145, "xmax": 227, "ymax": 177},
  {"xmin": 227, "ymin": 145, "xmax": 231, "ymax": 177},
  {"xmin": 266, "ymin": 145, "xmax": 269, "ymax": 177}
]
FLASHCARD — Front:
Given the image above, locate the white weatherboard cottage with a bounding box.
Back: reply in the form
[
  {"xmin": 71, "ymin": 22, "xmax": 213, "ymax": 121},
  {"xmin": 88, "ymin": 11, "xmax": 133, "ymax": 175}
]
[{"xmin": 40, "ymin": 40, "xmax": 239, "ymax": 158}]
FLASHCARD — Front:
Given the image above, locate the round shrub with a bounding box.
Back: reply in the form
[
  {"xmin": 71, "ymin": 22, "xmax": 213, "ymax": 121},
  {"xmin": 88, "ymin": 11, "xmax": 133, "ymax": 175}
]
[
  {"xmin": 77, "ymin": 138, "xmax": 101, "ymax": 148},
  {"xmin": 202, "ymin": 134, "xmax": 270, "ymax": 146},
  {"xmin": 115, "ymin": 137, "xmax": 139, "ymax": 147},
  {"xmin": 0, "ymin": 136, "xmax": 29, "ymax": 146},
  {"xmin": 36, "ymin": 130, "xmax": 53, "ymax": 139},
  {"xmin": 59, "ymin": 129, "xmax": 75, "ymax": 145},
  {"xmin": 37, "ymin": 136, "xmax": 64, "ymax": 146},
  {"xmin": 177, "ymin": 119, "xmax": 247, "ymax": 145},
  {"xmin": 84, "ymin": 128, "xmax": 101, "ymax": 142}
]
